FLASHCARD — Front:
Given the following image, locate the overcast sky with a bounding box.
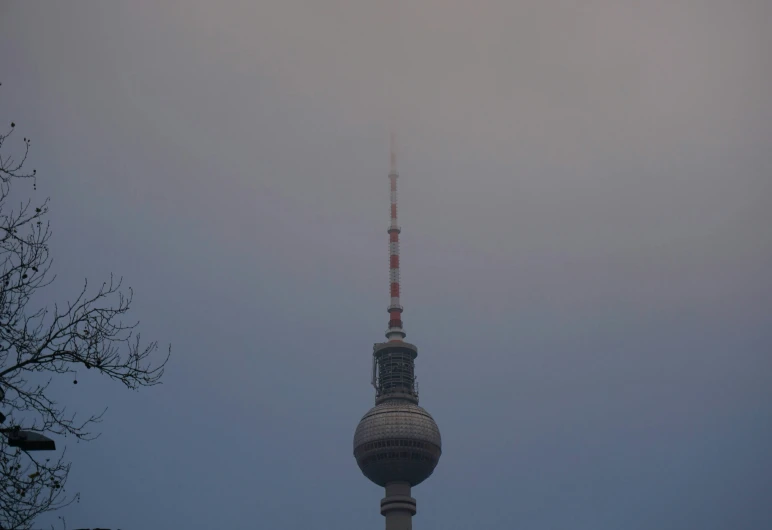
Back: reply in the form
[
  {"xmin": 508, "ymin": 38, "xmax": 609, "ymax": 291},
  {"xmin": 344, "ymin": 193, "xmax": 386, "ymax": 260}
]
[{"xmin": 1, "ymin": 1, "xmax": 771, "ymax": 529}]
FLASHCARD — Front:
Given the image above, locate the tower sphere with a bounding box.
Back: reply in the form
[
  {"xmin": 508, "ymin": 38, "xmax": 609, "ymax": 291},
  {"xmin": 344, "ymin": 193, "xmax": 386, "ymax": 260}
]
[{"xmin": 354, "ymin": 400, "xmax": 442, "ymax": 487}]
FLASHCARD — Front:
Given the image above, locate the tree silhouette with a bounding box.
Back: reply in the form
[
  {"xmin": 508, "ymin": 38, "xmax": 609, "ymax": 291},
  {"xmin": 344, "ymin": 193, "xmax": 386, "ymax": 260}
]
[{"xmin": 0, "ymin": 83, "xmax": 170, "ymax": 530}]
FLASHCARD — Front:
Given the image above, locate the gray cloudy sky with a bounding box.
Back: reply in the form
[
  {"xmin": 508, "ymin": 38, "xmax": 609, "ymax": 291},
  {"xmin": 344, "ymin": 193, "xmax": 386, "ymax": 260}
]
[{"xmin": 1, "ymin": 1, "xmax": 771, "ymax": 528}]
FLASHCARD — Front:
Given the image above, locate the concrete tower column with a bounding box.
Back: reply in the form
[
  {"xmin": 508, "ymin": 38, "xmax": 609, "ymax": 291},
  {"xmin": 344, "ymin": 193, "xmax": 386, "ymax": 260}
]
[{"xmin": 380, "ymin": 481, "xmax": 417, "ymax": 530}]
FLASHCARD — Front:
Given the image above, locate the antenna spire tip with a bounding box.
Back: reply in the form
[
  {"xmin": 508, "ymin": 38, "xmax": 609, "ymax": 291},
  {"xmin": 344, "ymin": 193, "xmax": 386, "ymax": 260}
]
[{"xmin": 390, "ymin": 132, "xmax": 397, "ymax": 173}]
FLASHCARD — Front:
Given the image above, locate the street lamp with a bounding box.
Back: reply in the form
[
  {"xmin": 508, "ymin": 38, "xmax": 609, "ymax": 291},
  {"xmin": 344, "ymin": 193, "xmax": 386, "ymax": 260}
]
[
  {"xmin": 0, "ymin": 387, "xmax": 57, "ymax": 451},
  {"xmin": 1, "ymin": 428, "xmax": 56, "ymax": 451}
]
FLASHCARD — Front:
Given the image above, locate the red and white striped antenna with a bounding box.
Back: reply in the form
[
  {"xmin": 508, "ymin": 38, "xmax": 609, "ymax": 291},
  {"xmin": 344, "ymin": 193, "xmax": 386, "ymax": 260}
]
[{"xmin": 386, "ymin": 132, "xmax": 406, "ymax": 341}]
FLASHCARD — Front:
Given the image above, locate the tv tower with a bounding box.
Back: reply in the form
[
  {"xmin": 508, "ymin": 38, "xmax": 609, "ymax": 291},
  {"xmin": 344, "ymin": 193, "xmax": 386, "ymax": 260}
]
[{"xmin": 353, "ymin": 134, "xmax": 442, "ymax": 530}]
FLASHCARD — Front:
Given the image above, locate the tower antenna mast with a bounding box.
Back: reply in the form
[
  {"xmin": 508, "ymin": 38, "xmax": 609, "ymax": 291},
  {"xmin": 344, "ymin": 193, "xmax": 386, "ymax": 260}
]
[{"xmin": 387, "ymin": 132, "xmax": 405, "ymax": 341}]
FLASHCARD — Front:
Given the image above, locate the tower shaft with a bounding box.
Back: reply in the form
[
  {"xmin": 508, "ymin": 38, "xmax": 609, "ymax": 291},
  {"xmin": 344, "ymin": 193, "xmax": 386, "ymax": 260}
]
[{"xmin": 381, "ymin": 482, "xmax": 417, "ymax": 530}]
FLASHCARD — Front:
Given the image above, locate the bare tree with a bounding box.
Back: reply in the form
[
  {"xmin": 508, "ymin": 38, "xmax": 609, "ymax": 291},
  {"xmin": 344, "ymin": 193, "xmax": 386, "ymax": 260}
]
[{"xmin": 0, "ymin": 83, "xmax": 170, "ymax": 530}]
